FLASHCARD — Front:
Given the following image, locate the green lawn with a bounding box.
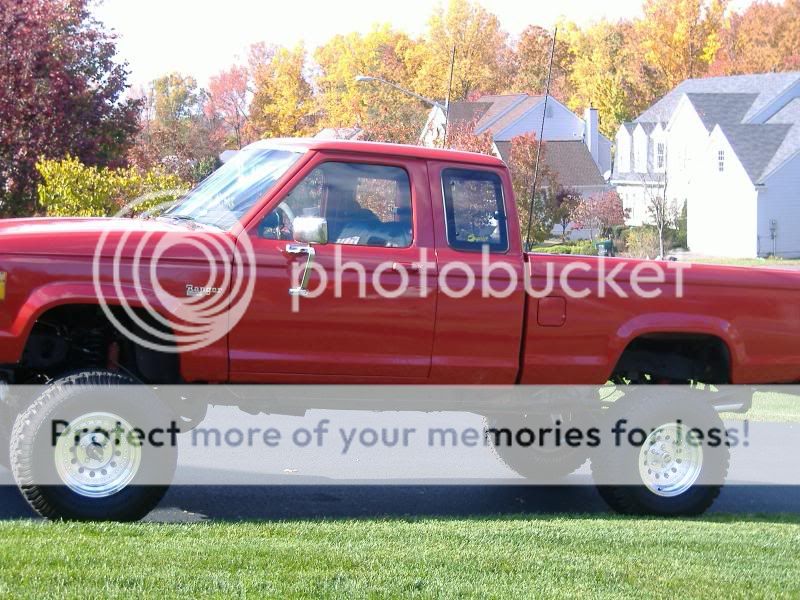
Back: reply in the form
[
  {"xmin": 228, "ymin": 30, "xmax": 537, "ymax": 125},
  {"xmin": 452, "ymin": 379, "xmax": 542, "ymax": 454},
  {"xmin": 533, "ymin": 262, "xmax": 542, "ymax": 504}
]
[
  {"xmin": 1, "ymin": 517, "xmax": 799, "ymax": 598},
  {"xmin": 685, "ymin": 257, "xmax": 800, "ymax": 268},
  {"xmin": 723, "ymin": 392, "xmax": 800, "ymax": 423}
]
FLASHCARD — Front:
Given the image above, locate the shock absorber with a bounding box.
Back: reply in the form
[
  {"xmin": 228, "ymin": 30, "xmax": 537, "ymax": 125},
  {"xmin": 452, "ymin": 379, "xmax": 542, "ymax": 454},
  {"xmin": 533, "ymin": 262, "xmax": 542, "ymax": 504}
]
[{"xmin": 73, "ymin": 328, "xmax": 107, "ymax": 367}]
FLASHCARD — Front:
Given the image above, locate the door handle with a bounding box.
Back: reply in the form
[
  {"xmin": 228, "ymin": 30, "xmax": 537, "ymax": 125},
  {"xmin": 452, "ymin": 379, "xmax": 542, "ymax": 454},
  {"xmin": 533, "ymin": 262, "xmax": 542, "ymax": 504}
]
[
  {"xmin": 391, "ymin": 262, "xmax": 431, "ymax": 273},
  {"xmin": 285, "ymin": 243, "xmax": 316, "ymax": 297}
]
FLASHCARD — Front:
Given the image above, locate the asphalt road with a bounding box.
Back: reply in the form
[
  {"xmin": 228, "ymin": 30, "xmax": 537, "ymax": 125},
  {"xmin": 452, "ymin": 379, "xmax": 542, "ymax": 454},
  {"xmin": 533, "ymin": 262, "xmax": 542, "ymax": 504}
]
[{"xmin": 1, "ymin": 482, "xmax": 799, "ymax": 522}]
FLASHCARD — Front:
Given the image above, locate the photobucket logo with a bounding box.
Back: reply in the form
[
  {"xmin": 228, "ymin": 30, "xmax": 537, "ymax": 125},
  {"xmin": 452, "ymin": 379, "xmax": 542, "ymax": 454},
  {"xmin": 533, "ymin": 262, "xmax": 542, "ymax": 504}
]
[
  {"xmin": 289, "ymin": 245, "xmax": 692, "ymax": 312},
  {"xmin": 91, "ymin": 192, "xmax": 257, "ymax": 354}
]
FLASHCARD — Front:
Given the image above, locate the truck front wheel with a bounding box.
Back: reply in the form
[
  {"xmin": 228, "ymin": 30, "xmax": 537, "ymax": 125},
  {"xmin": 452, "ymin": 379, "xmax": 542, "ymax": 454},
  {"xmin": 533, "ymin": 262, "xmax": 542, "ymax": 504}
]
[
  {"xmin": 592, "ymin": 392, "xmax": 729, "ymax": 516},
  {"xmin": 9, "ymin": 371, "xmax": 177, "ymax": 521}
]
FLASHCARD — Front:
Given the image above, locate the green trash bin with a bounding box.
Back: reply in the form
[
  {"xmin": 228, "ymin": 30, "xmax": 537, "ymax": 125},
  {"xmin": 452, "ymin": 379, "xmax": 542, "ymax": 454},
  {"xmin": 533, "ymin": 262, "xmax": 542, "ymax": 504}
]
[{"xmin": 595, "ymin": 240, "xmax": 614, "ymax": 257}]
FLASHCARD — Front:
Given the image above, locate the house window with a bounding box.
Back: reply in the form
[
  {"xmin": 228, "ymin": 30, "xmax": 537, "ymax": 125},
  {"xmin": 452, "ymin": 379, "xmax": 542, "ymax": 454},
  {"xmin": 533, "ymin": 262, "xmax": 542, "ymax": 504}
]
[
  {"xmin": 545, "ymin": 105, "xmax": 554, "ymax": 118},
  {"xmin": 656, "ymin": 143, "xmax": 665, "ymax": 170},
  {"xmin": 718, "ymin": 150, "xmax": 725, "ymax": 172}
]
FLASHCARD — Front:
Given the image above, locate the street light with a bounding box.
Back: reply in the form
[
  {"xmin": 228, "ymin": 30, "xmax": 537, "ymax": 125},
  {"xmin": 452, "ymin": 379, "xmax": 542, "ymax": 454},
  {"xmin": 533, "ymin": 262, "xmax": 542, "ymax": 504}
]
[{"xmin": 355, "ymin": 75, "xmax": 445, "ymax": 111}]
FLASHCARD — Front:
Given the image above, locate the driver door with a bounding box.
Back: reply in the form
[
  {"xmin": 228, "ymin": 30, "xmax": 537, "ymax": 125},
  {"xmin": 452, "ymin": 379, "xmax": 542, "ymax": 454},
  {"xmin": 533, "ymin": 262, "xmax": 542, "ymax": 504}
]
[{"xmin": 228, "ymin": 154, "xmax": 437, "ymax": 382}]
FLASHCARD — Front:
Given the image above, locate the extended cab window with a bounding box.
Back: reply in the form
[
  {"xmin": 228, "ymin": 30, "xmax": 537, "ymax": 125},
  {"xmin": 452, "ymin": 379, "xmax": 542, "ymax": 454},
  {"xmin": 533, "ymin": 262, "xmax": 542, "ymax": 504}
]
[
  {"xmin": 263, "ymin": 162, "xmax": 413, "ymax": 248},
  {"xmin": 441, "ymin": 168, "xmax": 508, "ymax": 252}
]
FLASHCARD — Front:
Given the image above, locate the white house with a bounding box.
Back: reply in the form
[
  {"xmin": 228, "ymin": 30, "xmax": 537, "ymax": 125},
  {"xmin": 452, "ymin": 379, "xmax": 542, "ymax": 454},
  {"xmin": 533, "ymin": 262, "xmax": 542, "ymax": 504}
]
[
  {"xmin": 421, "ymin": 94, "xmax": 612, "ymax": 197},
  {"xmin": 612, "ymin": 71, "xmax": 800, "ymax": 257}
]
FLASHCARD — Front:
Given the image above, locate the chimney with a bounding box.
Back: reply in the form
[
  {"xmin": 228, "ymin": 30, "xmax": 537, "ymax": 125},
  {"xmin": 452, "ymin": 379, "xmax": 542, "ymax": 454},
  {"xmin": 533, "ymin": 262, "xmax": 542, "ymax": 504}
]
[{"xmin": 585, "ymin": 107, "xmax": 599, "ymax": 167}]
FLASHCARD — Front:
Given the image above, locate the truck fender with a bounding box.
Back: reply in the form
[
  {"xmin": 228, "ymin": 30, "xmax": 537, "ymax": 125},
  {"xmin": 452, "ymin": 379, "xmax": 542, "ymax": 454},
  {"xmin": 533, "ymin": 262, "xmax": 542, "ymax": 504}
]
[
  {"xmin": 609, "ymin": 312, "xmax": 743, "ymax": 378},
  {"xmin": 6, "ymin": 281, "xmax": 178, "ymax": 363}
]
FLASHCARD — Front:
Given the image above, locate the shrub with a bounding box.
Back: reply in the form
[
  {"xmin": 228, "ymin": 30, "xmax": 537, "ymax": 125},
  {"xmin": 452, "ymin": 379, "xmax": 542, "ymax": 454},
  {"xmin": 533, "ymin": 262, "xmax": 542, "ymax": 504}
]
[
  {"xmin": 625, "ymin": 226, "xmax": 661, "ymax": 258},
  {"xmin": 532, "ymin": 240, "xmax": 598, "ymax": 256},
  {"xmin": 37, "ymin": 156, "xmax": 188, "ymax": 217}
]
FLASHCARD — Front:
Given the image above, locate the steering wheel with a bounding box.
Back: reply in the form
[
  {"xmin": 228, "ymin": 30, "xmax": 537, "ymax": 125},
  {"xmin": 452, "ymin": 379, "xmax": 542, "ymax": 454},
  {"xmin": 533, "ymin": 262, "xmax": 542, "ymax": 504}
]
[
  {"xmin": 259, "ymin": 202, "xmax": 296, "ymax": 240},
  {"xmin": 277, "ymin": 201, "xmax": 295, "ymax": 226}
]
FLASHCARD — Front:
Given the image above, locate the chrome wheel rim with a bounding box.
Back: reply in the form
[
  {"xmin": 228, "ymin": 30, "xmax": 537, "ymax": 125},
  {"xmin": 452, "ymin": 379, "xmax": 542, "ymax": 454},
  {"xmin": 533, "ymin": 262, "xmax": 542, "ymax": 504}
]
[
  {"xmin": 639, "ymin": 422, "xmax": 703, "ymax": 497},
  {"xmin": 54, "ymin": 412, "xmax": 142, "ymax": 498}
]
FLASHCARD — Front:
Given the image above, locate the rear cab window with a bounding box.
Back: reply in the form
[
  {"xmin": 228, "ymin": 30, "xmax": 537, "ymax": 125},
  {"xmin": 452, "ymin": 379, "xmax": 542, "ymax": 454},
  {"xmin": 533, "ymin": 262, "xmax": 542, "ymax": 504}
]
[{"xmin": 441, "ymin": 168, "xmax": 509, "ymax": 252}]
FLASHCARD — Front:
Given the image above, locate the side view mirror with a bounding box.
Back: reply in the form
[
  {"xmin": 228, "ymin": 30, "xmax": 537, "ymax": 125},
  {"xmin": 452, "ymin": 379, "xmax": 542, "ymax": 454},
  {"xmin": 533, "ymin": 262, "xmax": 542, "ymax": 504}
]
[{"xmin": 292, "ymin": 216, "xmax": 328, "ymax": 245}]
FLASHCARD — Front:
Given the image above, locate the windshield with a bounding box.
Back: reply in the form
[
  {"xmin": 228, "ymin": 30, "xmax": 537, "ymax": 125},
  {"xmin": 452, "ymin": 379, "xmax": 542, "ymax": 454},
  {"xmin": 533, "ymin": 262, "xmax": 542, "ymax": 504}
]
[{"xmin": 163, "ymin": 148, "xmax": 304, "ymax": 229}]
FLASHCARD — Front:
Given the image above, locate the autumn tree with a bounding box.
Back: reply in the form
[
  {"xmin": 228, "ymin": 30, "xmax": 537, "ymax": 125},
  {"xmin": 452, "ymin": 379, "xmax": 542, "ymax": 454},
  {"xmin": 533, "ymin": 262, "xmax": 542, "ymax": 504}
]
[
  {"xmin": 636, "ymin": 0, "xmax": 728, "ymax": 97},
  {"xmin": 572, "ymin": 190, "xmax": 627, "ymax": 241},
  {"xmin": 206, "ymin": 65, "xmax": 250, "ymax": 149},
  {"xmin": 512, "ymin": 25, "xmax": 573, "ymax": 100},
  {"xmin": 129, "ymin": 73, "xmax": 220, "ymax": 182},
  {"xmin": 549, "ymin": 185, "xmax": 582, "ymax": 242},
  {"xmin": 412, "ymin": 0, "xmax": 510, "ymax": 101},
  {"xmin": 0, "ymin": 0, "xmax": 140, "ymax": 216},
  {"xmin": 314, "ymin": 25, "xmax": 427, "ymax": 141},
  {"xmin": 563, "ymin": 20, "xmax": 645, "ymax": 138},
  {"xmin": 710, "ymin": 0, "xmax": 800, "ymax": 75},
  {"xmin": 248, "ymin": 43, "xmax": 315, "ymax": 139},
  {"xmin": 443, "ymin": 118, "xmax": 495, "ymax": 154}
]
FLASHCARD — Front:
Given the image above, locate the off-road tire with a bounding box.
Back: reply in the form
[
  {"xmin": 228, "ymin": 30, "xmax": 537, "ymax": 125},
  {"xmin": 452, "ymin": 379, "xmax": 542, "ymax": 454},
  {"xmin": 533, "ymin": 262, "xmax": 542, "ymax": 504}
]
[
  {"xmin": 10, "ymin": 371, "xmax": 177, "ymax": 521},
  {"xmin": 485, "ymin": 413, "xmax": 591, "ymax": 481},
  {"xmin": 592, "ymin": 391, "xmax": 729, "ymax": 516}
]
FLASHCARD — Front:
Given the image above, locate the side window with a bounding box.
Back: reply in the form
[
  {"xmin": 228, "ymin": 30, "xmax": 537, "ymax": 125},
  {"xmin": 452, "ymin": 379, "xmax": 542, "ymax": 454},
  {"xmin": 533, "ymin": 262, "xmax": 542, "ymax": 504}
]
[
  {"xmin": 261, "ymin": 162, "xmax": 413, "ymax": 248},
  {"xmin": 441, "ymin": 168, "xmax": 508, "ymax": 252}
]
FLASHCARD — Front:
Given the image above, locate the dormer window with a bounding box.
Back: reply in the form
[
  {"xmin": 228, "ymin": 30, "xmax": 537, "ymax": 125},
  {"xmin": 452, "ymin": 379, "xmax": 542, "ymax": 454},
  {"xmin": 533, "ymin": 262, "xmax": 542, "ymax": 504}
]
[
  {"xmin": 656, "ymin": 143, "xmax": 665, "ymax": 170},
  {"xmin": 718, "ymin": 150, "xmax": 725, "ymax": 172}
]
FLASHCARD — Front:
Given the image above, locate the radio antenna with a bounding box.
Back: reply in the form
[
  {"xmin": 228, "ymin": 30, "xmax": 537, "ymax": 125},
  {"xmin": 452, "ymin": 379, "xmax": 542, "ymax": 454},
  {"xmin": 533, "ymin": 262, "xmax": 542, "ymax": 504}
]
[{"xmin": 524, "ymin": 27, "xmax": 557, "ymax": 251}]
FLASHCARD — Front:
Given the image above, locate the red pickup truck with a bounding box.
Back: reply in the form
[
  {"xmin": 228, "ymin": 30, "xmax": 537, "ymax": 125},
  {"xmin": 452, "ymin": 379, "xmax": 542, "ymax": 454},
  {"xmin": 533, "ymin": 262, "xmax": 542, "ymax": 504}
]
[{"xmin": 1, "ymin": 139, "xmax": 798, "ymax": 521}]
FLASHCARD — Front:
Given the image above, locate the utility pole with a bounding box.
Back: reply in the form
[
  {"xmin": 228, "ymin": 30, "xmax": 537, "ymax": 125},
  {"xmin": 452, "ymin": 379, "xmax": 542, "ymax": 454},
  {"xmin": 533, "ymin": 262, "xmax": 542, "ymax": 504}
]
[
  {"xmin": 443, "ymin": 45, "xmax": 456, "ymax": 148},
  {"xmin": 524, "ymin": 27, "xmax": 557, "ymax": 251}
]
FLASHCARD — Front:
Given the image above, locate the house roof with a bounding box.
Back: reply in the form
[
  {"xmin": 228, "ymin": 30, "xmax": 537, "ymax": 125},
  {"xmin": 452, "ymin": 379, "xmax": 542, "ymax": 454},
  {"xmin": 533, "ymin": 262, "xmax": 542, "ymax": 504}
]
[
  {"xmin": 477, "ymin": 95, "xmax": 544, "ymax": 138},
  {"xmin": 636, "ymin": 122, "xmax": 656, "ymax": 135},
  {"xmin": 495, "ymin": 140, "xmax": 606, "ymax": 189},
  {"xmin": 717, "ymin": 123, "xmax": 793, "ymax": 182},
  {"xmin": 684, "ymin": 93, "xmax": 758, "ymax": 131},
  {"xmin": 445, "ymin": 101, "xmax": 492, "ymax": 128},
  {"xmin": 617, "ymin": 72, "xmax": 800, "ymax": 184},
  {"xmin": 472, "ymin": 94, "xmax": 528, "ymax": 131},
  {"xmin": 760, "ymin": 98, "xmax": 800, "ymax": 180},
  {"xmin": 636, "ymin": 71, "xmax": 800, "ymax": 124}
]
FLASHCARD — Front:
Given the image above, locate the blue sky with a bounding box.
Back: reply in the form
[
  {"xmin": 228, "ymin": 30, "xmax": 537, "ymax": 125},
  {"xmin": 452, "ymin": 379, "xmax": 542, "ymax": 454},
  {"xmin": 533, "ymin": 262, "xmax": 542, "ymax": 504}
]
[{"xmin": 94, "ymin": 0, "xmax": 755, "ymax": 88}]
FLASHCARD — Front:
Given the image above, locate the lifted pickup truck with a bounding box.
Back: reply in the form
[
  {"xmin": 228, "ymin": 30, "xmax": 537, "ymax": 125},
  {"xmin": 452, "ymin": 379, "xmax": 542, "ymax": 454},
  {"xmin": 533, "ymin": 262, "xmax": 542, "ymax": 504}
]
[{"xmin": 1, "ymin": 139, "xmax": 799, "ymax": 520}]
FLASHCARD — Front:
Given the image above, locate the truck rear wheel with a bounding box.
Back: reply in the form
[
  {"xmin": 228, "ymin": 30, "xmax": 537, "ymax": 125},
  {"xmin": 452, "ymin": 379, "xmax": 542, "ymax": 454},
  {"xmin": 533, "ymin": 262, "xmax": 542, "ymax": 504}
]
[
  {"xmin": 485, "ymin": 413, "xmax": 591, "ymax": 481},
  {"xmin": 10, "ymin": 371, "xmax": 177, "ymax": 521},
  {"xmin": 592, "ymin": 391, "xmax": 729, "ymax": 516}
]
